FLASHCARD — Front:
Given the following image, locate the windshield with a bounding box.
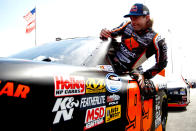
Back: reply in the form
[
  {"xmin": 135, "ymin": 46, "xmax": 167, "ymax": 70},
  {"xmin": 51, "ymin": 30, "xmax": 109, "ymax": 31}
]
[{"xmin": 9, "ymin": 37, "xmax": 101, "ymax": 66}]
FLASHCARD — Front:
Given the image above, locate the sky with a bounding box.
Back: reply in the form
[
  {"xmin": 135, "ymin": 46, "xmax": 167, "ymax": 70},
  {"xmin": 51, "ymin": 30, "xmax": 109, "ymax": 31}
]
[{"xmin": 0, "ymin": 0, "xmax": 196, "ymax": 80}]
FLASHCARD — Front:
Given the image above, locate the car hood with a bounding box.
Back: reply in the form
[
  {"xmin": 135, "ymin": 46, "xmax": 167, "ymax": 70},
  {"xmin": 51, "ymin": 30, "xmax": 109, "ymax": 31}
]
[{"xmin": 0, "ymin": 57, "xmax": 92, "ymax": 82}]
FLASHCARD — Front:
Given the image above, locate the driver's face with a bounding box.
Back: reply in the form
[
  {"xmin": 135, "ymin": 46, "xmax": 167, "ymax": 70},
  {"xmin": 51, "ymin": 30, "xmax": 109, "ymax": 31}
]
[{"xmin": 130, "ymin": 15, "xmax": 149, "ymax": 31}]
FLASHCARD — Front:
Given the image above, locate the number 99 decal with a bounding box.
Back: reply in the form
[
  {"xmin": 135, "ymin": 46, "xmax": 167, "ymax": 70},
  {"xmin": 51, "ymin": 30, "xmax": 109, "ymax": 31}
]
[{"xmin": 126, "ymin": 81, "xmax": 141, "ymax": 131}]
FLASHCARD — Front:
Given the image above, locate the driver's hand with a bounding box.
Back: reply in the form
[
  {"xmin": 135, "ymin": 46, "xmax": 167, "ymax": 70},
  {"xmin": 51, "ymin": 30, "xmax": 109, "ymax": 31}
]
[
  {"xmin": 134, "ymin": 73, "xmax": 145, "ymax": 88},
  {"xmin": 100, "ymin": 28, "xmax": 112, "ymax": 40}
]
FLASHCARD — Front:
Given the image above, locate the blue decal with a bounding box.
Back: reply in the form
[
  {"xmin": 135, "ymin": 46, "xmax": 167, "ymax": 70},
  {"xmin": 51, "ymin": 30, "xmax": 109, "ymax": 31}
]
[{"xmin": 106, "ymin": 73, "xmax": 122, "ymax": 93}]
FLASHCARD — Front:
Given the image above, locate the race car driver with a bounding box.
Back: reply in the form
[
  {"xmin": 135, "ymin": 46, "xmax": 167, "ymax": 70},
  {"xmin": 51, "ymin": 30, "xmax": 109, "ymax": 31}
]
[{"xmin": 100, "ymin": 3, "xmax": 167, "ymax": 87}]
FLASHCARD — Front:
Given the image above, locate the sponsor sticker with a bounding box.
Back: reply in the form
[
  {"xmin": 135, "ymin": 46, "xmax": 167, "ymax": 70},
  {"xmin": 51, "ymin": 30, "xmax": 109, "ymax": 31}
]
[
  {"xmin": 106, "ymin": 73, "xmax": 122, "ymax": 93},
  {"xmin": 80, "ymin": 95, "xmax": 105, "ymax": 109},
  {"xmin": 84, "ymin": 106, "xmax": 106, "ymax": 130},
  {"xmin": 106, "ymin": 105, "xmax": 121, "ymax": 123},
  {"xmin": 96, "ymin": 65, "xmax": 114, "ymax": 72},
  {"xmin": 52, "ymin": 97, "xmax": 79, "ymax": 124},
  {"xmin": 107, "ymin": 94, "xmax": 120, "ymax": 106},
  {"xmin": 54, "ymin": 75, "xmax": 85, "ymax": 97},
  {"xmin": 86, "ymin": 78, "xmax": 106, "ymax": 93}
]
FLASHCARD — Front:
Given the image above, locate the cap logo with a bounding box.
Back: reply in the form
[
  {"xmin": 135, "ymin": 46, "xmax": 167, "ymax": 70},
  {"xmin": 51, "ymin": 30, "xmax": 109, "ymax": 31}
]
[
  {"xmin": 130, "ymin": 5, "xmax": 138, "ymax": 12},
  {"xmin": 143, "ymin": 11, "xmax": 148, "ymax": 15}
]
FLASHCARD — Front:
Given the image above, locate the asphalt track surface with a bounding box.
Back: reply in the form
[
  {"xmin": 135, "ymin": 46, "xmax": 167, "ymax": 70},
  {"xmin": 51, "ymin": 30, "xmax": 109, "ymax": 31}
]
[{"xmin": 166, "ymin": 88, "xmax": 196, "ymax": 131}]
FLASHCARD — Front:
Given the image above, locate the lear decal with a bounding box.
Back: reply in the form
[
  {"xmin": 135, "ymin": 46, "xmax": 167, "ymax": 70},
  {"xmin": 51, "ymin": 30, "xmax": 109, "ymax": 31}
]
[
  {"xmin": 84, "ymin": 106, "xmax": 105, "ymax": 130},
  {"xmin": 107, "ymin": 94, "xmax": 120, "ymax": 105},
  {"xmin": 52, "ymin": 97, "xmax": 79, "ymax": 124},
  {"xmin": 86, "ymin": 78, "xmax": 106, "ymax": 93},
  {"xmin": 0, "ymin": 81, "xmax": 30, "ymax": 99},
  {"xmin": 80, "ymin": 95, "xmax": 105, "ymax": 109},
  {"xmin": 105, "ymin": 105, "xmax": 121, "ymax": 123},
  {"xmin": 54, "ymin": 76, "xmax": 85, "ymax": 97},
  {"xmin": 96, "ymin": 65, "xmax": 114, "ymax": 72},
  {"xmin": 106, "ymin": 73, "xmax": 122, "ymax": 93}
]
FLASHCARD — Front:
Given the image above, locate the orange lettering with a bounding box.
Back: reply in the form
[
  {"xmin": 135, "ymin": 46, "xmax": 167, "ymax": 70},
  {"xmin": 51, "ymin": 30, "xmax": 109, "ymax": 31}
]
[
  {"xmin": 0, "ymin": 82, "xmax": 30, "ymax": 99},
  {"xmin": 14, "ymin": 84, "xmax": 30, "ymax": 99},
  {"xmin": 0, "ymin": 82, "xmax": 14, "ymax": 96}
]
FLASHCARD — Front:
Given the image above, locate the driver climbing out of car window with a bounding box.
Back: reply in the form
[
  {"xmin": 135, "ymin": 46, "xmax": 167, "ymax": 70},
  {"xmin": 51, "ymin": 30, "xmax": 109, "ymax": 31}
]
[{"xmin": 100, "ymin": 3, "xmax": 167, "ymax": 88}]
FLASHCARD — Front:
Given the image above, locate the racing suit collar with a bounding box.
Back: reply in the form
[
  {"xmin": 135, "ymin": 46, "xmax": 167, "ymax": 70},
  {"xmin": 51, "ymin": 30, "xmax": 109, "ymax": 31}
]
[{"xmin": 134, "ymin": 27, "xmax": 152, "ymax": 36}]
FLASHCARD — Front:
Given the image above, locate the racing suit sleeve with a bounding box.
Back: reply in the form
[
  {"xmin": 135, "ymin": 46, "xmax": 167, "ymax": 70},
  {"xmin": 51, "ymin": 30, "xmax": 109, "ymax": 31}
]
[
  {"xmin": 110, "ymin": 21, "xmax": 131, "ymax": 37},
  {"xmin": 143, "ymin": 34, "xmax": 168, "ymax": 79}
]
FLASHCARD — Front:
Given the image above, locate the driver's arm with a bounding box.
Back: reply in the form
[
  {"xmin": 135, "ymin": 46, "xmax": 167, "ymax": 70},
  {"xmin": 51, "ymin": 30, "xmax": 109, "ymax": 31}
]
[
  {"xmin": 100, "ymin": 21, "xmax": 131, "ymax": 40},
  {"xmin": 143, "ymin": 34, "xmax": 168, "ymax": 79}
]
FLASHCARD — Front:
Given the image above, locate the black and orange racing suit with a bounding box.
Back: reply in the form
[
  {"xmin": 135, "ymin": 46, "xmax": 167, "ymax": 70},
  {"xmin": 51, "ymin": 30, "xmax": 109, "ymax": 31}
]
[{"xmin": 107, "ymin": 21, "xmax": 167, "ymax": 79}]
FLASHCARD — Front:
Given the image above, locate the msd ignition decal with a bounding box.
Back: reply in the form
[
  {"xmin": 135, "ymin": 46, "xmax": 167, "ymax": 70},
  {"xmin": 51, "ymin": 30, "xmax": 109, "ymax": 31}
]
[
  {"xmin": 80, "ymin": 94, "xmax": 105, "ymax": 109},
  {"xmin": 106, "ymin": 73, "xmax": 122, "ymax": 93},
  {"xmin": 84, "ymin": 106, "xmax": 106, "ymax": 130},
  {"xmin": 0, "ymin": 80, "xmax": 30, "ymax": 99},
  {"xmin": 86, "ymin": 78, "xmax": 106, "ymax": 93},
  {"xmin": 54, "ymin": 75, "xmax": 85, "ymax": 97},
  {"xmin": 107, "ymin": 94, "xmax": 120, "ymax": 106},
  {"xmin": 105, "ymin": 105, "xmax": 121, "ymax": 123},
  {"xmin": 52, "ymin": 97, "xmax": 79, "ymax": 124}
]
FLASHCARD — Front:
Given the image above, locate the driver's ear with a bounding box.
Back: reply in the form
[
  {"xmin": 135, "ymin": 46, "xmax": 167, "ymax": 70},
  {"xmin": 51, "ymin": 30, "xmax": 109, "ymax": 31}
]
[{"xmin": 146, "ymin": 15, "xmax": 150, "ymax": 20}]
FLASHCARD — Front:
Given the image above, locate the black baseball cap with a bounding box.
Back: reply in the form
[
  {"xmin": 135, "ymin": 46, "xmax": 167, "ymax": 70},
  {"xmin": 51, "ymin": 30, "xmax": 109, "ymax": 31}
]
[{"xmin": 124, "ymin": 3, "xmax": 150, "ymax": 17}]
